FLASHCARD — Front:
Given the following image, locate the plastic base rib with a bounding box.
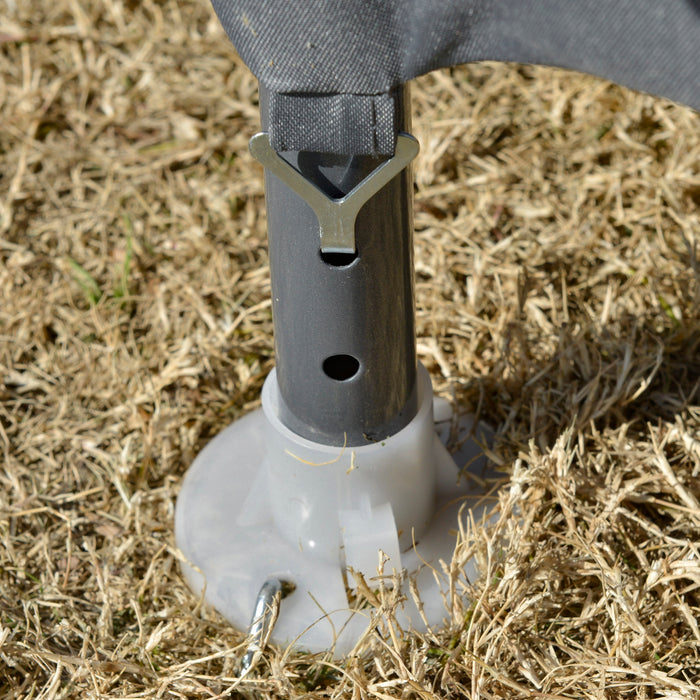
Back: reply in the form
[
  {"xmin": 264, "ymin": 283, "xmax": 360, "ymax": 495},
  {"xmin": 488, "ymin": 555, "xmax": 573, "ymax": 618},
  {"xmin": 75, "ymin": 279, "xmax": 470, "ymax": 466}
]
[{"xmin": 175, "ymin": 364, "xmax": 498, "ymax": 655}]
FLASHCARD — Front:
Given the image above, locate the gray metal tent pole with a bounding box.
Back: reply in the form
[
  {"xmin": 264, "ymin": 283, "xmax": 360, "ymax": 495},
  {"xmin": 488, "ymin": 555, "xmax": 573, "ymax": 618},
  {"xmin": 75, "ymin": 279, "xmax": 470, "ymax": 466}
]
[
  {"xmin": 177, "ymin": 86, "xmax": 494, "ymax": 656},
  {"xmin": 258, "ymin": 85, "xmax": 417, "ymax": 446}
]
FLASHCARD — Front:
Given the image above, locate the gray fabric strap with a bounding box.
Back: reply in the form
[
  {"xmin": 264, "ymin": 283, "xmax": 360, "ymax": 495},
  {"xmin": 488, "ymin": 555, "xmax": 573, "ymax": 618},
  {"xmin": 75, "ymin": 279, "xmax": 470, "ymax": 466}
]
[
  {"xmin": 212, "ymin": 0, "xmax": 700, "ymax": 154},
  {"xmin": 267, "ymin": 93, "xmax": 397, "ymax": 155}
]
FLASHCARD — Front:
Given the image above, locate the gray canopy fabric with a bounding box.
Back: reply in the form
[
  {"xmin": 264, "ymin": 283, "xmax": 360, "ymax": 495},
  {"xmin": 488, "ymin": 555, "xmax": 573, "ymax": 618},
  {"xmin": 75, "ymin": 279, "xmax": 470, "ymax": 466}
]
[{"xmin": 211, "ymin": 0, "xmax": 700, "ymax": 155}]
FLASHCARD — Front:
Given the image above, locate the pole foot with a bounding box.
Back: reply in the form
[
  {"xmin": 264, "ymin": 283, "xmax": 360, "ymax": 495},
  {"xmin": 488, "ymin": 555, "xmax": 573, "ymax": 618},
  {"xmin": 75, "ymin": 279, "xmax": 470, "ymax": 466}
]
[{"xmin": 175, "ymin": 364, "xmax": 499, "ymax": 655}]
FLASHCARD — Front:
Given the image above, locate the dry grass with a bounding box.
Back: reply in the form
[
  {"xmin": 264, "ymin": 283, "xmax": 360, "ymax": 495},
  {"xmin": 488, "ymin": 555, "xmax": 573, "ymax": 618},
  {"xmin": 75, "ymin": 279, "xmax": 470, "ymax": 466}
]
[{"xmin": 1, "ymin": 1, "xmax": 699, "ymax": 698}]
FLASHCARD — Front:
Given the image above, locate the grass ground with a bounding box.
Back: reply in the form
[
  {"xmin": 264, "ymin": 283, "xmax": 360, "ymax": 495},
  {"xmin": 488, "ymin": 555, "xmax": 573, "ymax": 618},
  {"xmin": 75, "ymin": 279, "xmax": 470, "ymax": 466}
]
[{"xmin": 1, "ymin": 1, "xmax": 699, "ymax": 698}]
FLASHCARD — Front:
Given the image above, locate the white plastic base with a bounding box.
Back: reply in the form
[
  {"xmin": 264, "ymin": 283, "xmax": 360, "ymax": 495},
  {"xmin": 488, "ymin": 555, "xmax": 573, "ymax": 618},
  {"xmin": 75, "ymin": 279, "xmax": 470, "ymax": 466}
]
[{"xmin": 175, "ymin": 365, "xmax": 498, "ymax": 655}]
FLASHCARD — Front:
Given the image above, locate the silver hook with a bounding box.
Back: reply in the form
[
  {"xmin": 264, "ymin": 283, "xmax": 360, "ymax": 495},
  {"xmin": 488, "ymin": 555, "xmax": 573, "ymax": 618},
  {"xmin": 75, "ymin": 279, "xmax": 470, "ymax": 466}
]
[
  {"xmin": 249, "ymin": 133, "xmax": 419, "ymax": 255},
  {"xmin": 240, "ymin": 577, "xmax": 295, "ymax": 676}
]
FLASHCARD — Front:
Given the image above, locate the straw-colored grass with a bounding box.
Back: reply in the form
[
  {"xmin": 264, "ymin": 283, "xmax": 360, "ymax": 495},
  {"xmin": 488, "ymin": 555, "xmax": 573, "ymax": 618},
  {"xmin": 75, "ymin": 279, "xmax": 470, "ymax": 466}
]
[{"xmin": 1, "ymin": 1, "xmax": 699, "ymax": 698}]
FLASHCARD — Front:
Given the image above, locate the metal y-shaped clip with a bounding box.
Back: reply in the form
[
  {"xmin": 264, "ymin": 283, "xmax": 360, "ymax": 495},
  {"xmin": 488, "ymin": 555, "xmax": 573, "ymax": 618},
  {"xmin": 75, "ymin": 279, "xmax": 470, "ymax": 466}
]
[{"xmin": 249, "ymin": 133, "xmax": 419, "ymax": 254}]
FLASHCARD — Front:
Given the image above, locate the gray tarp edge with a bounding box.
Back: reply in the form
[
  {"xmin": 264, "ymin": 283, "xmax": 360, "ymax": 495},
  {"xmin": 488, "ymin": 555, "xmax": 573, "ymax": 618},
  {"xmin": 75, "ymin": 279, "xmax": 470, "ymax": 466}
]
[{"xmin": 211, "ymin": 0, "xmax": 700, "ymax": 155}]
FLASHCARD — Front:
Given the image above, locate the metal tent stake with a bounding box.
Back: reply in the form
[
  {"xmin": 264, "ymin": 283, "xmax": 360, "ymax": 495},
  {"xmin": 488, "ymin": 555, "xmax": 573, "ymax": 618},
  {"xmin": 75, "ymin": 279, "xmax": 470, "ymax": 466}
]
[{"xmin": 174, "ymin": 86, "xmax": 497, "ymax": 656}]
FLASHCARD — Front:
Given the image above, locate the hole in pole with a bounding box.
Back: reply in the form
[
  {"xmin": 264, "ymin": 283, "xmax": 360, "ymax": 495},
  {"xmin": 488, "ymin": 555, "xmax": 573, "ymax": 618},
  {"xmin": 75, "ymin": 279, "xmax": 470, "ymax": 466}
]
[
  {"xmin": 320, "ymin": 249, "xmax": 359, "ymax": 268},
  {"xmin": 322, "ymin": 354, "xmax": 360, "ymax": 381}
]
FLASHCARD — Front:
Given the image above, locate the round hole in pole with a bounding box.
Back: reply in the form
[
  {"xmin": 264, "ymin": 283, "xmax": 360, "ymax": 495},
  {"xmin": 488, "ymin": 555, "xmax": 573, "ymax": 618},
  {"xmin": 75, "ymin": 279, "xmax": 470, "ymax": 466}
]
[
  {"xmin": 319, "ymin": 249, "xmax": 359, "ymax": 268},
  {"xmin": 322, "ymin": 354, "xmax": 360, "ymax": 381}
]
